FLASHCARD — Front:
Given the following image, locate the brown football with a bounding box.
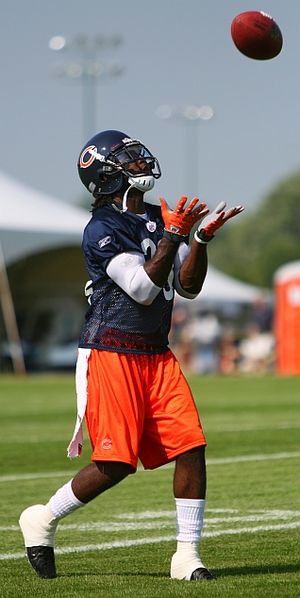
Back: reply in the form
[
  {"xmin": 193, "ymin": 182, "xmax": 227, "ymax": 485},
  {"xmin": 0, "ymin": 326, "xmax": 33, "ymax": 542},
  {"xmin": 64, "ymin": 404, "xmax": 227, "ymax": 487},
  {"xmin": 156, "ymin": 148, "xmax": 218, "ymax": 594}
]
[{"xmin": 231, "ymin": 11, "xmax": 283, "ymax": 60}]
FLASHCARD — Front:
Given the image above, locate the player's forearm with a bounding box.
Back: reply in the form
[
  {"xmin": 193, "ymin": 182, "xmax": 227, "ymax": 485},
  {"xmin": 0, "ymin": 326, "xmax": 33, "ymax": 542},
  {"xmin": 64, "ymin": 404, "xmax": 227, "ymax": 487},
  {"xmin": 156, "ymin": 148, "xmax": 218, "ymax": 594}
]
[
  {"xmin": 178, "ymin": 238, "xmax": 208, "ymax": 294},
  {"xmin": 143, "ymin": 237, "xmax": 178, "ymax": 287}
]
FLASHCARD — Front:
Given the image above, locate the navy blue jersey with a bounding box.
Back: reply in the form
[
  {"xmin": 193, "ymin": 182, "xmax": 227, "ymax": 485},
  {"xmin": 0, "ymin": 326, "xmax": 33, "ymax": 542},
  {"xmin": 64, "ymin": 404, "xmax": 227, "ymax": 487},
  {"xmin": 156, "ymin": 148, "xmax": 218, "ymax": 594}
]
[{"xmin": 79, "ymin": 202, "xmax": 176, "ymax": 354}]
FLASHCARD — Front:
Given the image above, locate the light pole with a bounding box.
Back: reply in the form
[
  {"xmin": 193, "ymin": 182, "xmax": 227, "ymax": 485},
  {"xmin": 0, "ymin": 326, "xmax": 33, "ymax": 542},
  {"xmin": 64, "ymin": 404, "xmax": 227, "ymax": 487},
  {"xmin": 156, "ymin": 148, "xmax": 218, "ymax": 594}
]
[
  {"xmin": 49, "ymin": 34, "xmax": 125, "ymax": 141},
  {"xmin": 156, "ymin": 104, "xmax": 214, "ymax": 198}
]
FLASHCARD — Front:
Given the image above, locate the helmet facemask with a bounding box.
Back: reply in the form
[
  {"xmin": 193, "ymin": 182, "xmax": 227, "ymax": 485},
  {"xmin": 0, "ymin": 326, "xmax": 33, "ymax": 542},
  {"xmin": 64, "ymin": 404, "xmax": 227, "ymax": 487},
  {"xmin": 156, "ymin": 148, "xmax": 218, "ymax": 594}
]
[{"xmin": 108, "ymin": 140, "xmax": 161, "ymax": 211}]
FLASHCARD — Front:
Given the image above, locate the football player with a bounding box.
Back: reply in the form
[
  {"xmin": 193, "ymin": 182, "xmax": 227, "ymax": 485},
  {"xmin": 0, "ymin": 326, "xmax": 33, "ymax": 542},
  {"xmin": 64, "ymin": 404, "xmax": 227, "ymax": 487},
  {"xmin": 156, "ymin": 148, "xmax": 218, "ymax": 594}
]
[{"xmin": 19, "ymin": 130, "xmax": 244, "ymax": 581}]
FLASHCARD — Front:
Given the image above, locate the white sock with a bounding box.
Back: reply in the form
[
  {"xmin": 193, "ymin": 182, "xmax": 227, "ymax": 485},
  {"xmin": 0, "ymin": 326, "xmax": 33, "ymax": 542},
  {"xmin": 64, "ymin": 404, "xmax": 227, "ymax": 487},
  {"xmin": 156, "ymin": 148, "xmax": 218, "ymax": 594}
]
[
  {"xmin": 175, "ymin": 497, "xmax": 205, "ymax": 543},
  {"xmin": 171, "ymin": 498, "xmax": 206, "ymax": 578},
  {"xmin": 48, "ymin": 480, "xmax": 84, "ymax": 519}
]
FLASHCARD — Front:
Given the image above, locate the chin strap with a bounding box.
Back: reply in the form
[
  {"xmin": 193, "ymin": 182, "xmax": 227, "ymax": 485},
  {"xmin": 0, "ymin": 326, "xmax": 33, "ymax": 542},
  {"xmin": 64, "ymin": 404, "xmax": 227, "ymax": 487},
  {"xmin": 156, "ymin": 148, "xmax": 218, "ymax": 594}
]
[
  {"xmin": 121, "ymin": 185, "xmax": 131, "ymax": 212},
  {"xmin": 121, "ymin": 175, "xmax": 155, "ymax": 213}
]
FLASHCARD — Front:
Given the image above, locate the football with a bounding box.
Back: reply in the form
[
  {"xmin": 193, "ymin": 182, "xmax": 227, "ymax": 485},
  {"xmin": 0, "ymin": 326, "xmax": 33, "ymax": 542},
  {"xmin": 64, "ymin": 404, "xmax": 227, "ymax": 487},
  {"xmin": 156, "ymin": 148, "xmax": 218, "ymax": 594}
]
[{"xmin": 231, "ymin": 11, "xmax": 283, "ymax": 60}]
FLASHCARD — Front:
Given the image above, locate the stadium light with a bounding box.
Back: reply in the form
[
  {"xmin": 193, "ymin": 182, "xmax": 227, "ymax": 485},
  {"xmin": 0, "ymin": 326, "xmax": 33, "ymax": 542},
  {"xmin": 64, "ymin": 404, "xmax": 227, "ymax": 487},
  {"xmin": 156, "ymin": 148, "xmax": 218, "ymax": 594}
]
[
  {"xmin": 156, "ymin": 104, "xmax": 214, "ymax": 197},
  {"xmin": 49, "ymin": 34, "xmax": 125, "ymax": 141}
]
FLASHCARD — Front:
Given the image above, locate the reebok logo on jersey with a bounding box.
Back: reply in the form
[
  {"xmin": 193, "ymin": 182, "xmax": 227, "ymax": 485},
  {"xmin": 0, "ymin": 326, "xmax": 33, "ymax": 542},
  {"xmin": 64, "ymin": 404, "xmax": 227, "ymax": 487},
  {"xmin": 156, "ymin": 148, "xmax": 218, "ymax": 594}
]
[{"xmin": 98, "ymin": 235, "xmax": 112, "ymax": 249}]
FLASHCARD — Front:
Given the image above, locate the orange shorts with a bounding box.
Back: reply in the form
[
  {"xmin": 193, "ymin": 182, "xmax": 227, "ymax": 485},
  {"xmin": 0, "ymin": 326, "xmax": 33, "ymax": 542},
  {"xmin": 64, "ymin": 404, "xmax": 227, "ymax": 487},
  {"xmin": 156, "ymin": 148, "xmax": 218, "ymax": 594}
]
[{"xmin": 85, "ymin": 349, "xmax": 206, "ymax": 471}]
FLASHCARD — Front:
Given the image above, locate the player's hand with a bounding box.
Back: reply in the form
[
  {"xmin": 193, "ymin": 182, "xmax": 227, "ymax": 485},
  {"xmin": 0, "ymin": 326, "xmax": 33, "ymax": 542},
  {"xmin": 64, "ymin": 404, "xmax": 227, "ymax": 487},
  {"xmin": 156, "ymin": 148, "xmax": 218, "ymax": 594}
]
[
  {"xmin": 194, "ymin": 201, "xmax": 244, "ymax": 243},
  {"xmin": 160, "ymin": 195, "xmax": 209, "ymax": 243}
]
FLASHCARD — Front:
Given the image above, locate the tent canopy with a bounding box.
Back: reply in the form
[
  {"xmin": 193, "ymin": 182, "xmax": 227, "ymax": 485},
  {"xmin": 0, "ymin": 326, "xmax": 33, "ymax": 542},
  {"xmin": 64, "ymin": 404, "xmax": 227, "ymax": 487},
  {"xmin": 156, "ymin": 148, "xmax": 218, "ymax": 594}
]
[
  {"xmin": 0, "ymin": 171, "xmax": 89, "ymax": 264},
  {"xmin": 0, "ymin": 171, "xmax": 269, "ymax": 303},
  {"xmin": 175, "ymin": 265, "xmax": 271, "ymax": 305}
]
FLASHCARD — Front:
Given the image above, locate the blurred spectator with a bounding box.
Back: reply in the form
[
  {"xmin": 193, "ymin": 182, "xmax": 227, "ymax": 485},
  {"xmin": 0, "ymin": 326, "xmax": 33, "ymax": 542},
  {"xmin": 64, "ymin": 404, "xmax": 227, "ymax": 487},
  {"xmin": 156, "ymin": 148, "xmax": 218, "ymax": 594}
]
[
  {"xmin": 169, "ymin": 305, "xmax": 193, "ymax": 371},
  {"xmin": 218, "ymin": 328, "xmax": 241, "ymax": 375},
  {"xmin": 249, "ymin": 296, "xmax": 273, "ymax": 332},
  {"xmin": 171, "ymin": 327, "xmax": 194, "ymax": 372},
  {"xmin": 170, "ymin": 305, "xmax": 189, "ymax": 345},
  {"xmin": 170, "ymin": 300, "xmax": 276, "ymax": 376},
  {"xmin": 239, "ymin": 323, "xmax": 275, "ymax": 374},
  {"xmin": 185, "ymin": 311, "xmax": 222, "ymax": 374}
]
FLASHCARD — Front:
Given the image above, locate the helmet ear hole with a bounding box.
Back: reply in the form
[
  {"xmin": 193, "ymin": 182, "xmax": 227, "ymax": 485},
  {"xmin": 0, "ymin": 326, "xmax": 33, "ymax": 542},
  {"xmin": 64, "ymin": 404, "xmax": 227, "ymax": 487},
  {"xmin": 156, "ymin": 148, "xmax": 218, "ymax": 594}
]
[
  {"xmin": 96, "ymin": 171, "xmax": 124, "ymax": 196},
  {"xmin": 98, "ymin": 164, "xmax": 116, "ymax": 175}
]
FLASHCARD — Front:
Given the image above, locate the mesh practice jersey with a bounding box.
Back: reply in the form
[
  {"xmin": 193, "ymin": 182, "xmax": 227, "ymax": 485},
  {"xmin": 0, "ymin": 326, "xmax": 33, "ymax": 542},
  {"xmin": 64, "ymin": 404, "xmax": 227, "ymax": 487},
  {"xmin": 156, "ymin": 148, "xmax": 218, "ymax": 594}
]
[{"xmin": 79, "ymin": 202, "xmax": 179, "ymax": 354}]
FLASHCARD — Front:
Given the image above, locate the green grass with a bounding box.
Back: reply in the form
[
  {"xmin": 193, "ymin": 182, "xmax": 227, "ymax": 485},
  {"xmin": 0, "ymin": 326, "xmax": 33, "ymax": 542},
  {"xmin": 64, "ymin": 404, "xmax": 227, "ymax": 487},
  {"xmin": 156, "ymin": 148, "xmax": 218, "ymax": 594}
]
[{"xmin": 0, "ymin": 374, "xmax": 300, "ymax": 597}]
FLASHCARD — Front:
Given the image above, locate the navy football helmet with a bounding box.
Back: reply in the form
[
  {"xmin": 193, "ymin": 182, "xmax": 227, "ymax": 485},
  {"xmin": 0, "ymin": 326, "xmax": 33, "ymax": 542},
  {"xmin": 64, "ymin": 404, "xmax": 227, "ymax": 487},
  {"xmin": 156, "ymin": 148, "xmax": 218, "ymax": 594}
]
[{"xmin": 78, "ymin": 130, "xmax": 161, "ymax": 203}]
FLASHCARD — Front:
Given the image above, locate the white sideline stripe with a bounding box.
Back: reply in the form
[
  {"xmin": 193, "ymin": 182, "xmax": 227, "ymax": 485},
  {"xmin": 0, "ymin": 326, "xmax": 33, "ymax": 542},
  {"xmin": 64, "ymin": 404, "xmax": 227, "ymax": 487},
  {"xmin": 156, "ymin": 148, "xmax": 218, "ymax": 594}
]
[
  {"xmin": 2, "ymin": 422, "xmax": 299, "ymax": 446},
  {"xmin": 206, "ymin": 451, "xmax": 300, "ymax": 466},
  {"xmin": 2, "ymin": 521, "xmax": 300, "ymax": 561},
  {"xmin": 2, "ymin": 509, "xmax": 300, "ymax": 532},
  {"xmin": 113, "ymin": 508, "xmax": 240, "ymax": 520},
  {"xmin": 0, "ymin": 509, "xmax": 241, "ymax": 531},
  {"xmin": 0, "ymin": 471, "xmax": 76, "ymax": 483},
  {"xmin": 208, "ymin": 422, "xmax": 300, "ymax": 433},
  {"xmin": 1, "ymin": 450, "xmax": 300, "ymax": 483}
]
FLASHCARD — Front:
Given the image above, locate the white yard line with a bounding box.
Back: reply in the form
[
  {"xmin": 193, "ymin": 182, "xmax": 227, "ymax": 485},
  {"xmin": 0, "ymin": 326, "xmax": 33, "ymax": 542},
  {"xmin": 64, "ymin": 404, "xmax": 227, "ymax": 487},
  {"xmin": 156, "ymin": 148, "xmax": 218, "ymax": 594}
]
[
  {"xmin": 1, "ymin": 451, "xmax": 299, "ymax": 483},
  {"xmin": 0, "ymin": 471, "xmax": 74, "ymax": 483},
  {"xmin": 206, "ymin": 422, "xmax": 300, "ymax": 433},
  {"xmin": 206, "ymin": 451, "xmax": 300, "ymax": 465},
  {"xmin": 1, "ymin": 422, "xmax": 299, "ymax": 445},
  {"xmin": 112, "ymin": 508, "xmax": 300, "ymax": 520},
  {"xmin": 203, "ymin": 521, "xmax": 300, "ymax": 537},
  {"xmin": 2, "ymin": 509, "xmax": 300, "ymax": 533},
  {"xmin": 1, "ymin": 521, "xmax": 173, "ymax": 533},
  {"xmin": 1, "ymin": 521, "xmax": 300, "ymax": 561}
]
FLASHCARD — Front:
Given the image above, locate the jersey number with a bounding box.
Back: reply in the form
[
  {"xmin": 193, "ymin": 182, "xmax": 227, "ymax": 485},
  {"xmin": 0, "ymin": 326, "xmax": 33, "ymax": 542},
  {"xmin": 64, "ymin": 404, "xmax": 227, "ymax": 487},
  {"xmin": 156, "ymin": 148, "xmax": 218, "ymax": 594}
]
[{"xmin": 141, "ymin": 238, "xmax": 174, "ymax": 301}]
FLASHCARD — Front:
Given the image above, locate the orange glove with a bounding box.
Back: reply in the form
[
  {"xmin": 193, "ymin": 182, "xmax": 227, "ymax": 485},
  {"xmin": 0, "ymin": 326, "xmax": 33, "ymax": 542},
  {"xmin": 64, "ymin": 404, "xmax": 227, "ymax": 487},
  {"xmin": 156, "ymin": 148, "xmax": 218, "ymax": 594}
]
[
  {"xmin": 194, "ymin": 201, "xmax": 244, "ymax": 243},
  {"xmin": 160, "ymin": 195, "xmax": 209, "ymax": 243}
]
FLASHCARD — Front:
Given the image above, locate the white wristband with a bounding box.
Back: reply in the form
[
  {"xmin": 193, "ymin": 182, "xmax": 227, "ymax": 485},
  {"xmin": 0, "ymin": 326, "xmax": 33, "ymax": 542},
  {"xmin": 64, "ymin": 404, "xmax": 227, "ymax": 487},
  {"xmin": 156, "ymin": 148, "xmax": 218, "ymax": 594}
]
[{"xmin": 194, "ymin": 230, "xmax": 209, "ymax": 244}]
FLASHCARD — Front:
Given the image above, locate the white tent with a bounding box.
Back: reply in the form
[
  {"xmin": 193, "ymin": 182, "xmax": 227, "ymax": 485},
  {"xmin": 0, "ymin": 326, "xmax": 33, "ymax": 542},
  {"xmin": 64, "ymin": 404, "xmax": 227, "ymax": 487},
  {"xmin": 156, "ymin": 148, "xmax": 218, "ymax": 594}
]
[
  {"xmin": 0, "ymin": 170, "xmax": 269, "ymax": 304},
  {"xmin": 0, "ymin": 172, "xmax": 89, "ymax": 373},
  {"xmin": 0, "ymin": 171, "xmax": 89, "ymax": 265},
  {"xmin": 175, "ymin": 265, "xmax": 271, "ymax": 305}
]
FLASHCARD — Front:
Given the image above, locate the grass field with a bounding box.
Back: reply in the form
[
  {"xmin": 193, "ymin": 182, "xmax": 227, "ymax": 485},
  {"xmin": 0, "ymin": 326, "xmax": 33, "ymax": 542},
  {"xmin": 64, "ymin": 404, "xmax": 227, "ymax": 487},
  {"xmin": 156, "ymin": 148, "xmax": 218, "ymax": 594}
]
[{"xmin": 0, "ymin": 373, "xmax": 299, "ymax": 597}]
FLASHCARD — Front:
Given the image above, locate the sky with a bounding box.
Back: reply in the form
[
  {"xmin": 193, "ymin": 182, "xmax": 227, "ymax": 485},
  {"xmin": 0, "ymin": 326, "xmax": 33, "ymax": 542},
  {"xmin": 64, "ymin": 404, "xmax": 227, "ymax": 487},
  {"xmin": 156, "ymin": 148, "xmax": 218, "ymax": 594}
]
[{"xmin": 0, "ymin": 0, "xmax": 299, "ymax": 214}]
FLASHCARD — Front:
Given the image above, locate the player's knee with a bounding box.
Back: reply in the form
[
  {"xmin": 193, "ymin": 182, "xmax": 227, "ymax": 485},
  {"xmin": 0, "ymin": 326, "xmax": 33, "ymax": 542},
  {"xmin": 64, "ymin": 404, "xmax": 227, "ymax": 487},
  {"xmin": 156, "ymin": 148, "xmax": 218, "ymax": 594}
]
[
  {"xmin": 176, "ymin": 446, "xmax": 207, "ymax": 477},
  {"xmin": 94, "ymin": 460, "xmax": 132, "ymax": 486},
  {"xmin": 178, "ymin": 445, "xmax": 206, "ymax": 463}
]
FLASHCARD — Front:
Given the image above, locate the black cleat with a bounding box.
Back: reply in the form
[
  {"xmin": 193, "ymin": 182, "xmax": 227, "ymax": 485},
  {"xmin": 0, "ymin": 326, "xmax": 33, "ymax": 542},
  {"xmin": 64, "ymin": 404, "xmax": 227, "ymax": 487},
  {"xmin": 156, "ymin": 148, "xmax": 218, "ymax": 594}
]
[
  {"xmin": 26, "ymin": 546, "xmax": 56, "ymax": 579},
  {"xmin": 190, "ymin": 567, "xmax": 215, "ymax": 581}
]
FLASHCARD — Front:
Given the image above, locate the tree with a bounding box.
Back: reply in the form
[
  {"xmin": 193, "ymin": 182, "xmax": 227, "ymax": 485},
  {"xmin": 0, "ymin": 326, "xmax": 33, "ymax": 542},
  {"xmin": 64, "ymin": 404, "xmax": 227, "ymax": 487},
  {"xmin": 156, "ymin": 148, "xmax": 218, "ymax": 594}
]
[{"xmin": 208, "ymin": 170, "xmax": 300, "ymax": 288}]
